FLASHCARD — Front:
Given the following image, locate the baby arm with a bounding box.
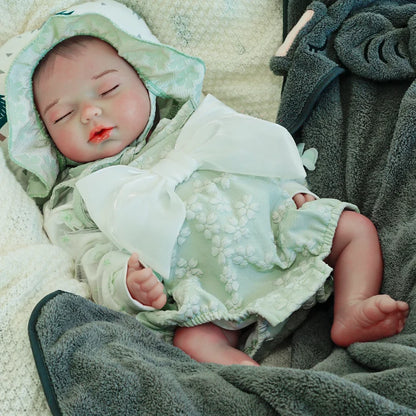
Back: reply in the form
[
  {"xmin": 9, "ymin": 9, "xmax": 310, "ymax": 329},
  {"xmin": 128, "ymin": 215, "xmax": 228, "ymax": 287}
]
[{"xmin": 126, "ymin": 253, "xmax": 167, "ymax": 309}]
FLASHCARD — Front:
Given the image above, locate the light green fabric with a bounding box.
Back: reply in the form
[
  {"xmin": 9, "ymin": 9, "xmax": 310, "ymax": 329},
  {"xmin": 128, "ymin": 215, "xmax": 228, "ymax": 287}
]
[{"xmin": 5, "ymin": 0, "xmax": 205, "ymax": 200}]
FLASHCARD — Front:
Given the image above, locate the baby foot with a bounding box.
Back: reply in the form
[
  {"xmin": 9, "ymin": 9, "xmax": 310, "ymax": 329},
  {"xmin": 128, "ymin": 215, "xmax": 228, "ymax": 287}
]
[
  {"xmin": 331, "ymin": 294, "xmax": 409, "ymax": 347},
  {"xmin": 126, "ymin": 253, "xmax": 167, "ymax": 309}
]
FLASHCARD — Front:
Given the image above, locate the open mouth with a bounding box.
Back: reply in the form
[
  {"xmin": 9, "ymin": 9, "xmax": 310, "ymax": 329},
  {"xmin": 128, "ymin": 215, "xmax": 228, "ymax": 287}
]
[{"xmin": 89, "ymin": 126, "xmax": 114, "ymax": 144}]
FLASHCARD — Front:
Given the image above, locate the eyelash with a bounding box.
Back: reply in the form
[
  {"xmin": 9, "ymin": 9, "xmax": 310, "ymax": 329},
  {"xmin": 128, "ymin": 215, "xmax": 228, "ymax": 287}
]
[
  {"xmin": 101, "ymin": 84, "xmax": 119, "ymax": 96},
  {"xmin": 53, "ymin": 84, "xmax": 120, "ymax": 124},
  {"xmin": 54, "ymin": 112, "xmax": 72, "ymax": 124}
]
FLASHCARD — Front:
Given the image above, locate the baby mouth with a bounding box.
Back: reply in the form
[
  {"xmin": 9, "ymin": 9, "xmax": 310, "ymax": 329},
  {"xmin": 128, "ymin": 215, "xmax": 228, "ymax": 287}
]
[{"xmin": 89, "ymin": 126, "xmax": 114, "ymax": 144}]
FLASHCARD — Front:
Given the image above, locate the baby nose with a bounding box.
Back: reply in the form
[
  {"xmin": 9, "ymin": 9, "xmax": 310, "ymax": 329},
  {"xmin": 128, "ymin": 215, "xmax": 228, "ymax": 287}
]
[{"xmin": 81, "ymin": 103, "xmax": 102, "ymax": 124}]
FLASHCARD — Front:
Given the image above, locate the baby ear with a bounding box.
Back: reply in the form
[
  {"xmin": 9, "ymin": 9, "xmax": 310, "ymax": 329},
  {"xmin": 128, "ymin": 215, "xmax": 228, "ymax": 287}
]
[{"xmin": 275, "ymin": 10, "xmax": 315, "ymax": 57}]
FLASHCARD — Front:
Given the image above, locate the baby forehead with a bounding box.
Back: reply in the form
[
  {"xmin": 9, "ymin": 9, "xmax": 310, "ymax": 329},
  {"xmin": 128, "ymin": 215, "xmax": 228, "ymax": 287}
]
[
  {"xmin": 50, "ymin": 35, "xmax": 117, "ymax": 57},
  {"xmin": 33, "ymin": 36, "xmax": 124, "ymax": 81}
]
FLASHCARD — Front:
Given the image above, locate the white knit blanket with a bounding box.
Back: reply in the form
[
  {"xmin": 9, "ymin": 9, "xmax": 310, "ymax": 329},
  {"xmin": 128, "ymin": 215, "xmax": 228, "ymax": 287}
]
[{"xmin": 0, "ymin": 147, "xmax": 89, "ymax": 415}]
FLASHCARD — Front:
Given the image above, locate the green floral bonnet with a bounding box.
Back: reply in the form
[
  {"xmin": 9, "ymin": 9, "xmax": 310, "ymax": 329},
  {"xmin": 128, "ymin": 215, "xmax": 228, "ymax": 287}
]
[{"xmin": 4, "ymin": 0, "xmax": 205, "ymax": 199}]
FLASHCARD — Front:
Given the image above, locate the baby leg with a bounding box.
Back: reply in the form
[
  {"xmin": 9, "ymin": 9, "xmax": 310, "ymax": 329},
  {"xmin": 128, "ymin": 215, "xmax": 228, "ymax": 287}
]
[
  {"xmin": 173, "ymin": 323, "xmax": 259, "ymax": 366},
  {"xmin": 327, "ymin": 211, "xmax": 409, "ymax": 347}
]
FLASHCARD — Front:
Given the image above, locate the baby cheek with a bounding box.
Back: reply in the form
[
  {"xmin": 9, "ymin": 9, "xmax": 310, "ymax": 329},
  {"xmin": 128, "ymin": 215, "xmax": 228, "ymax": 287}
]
[
  {"xmin": 51, "ymin": 128, "xmax": 80, "ymax": 159},
  {"xmin": 117, "ymin": 92, "xmax": 150, "ymax": 128},
  {"xmin": 47, "ymin": 124, "xmax": 67, "ymax": 148}
]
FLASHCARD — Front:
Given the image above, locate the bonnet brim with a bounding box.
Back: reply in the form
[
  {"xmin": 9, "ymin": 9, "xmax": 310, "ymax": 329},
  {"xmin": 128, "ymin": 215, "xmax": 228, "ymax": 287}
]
[{"xmin": 6, "ymin": 0, "xmax": 205, "ymax": 199}]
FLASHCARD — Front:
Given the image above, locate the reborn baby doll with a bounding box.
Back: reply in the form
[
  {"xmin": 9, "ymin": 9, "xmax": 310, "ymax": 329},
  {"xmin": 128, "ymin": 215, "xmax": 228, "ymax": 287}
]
[{"xmin": 6, "ymin": 1, "xmax": 408, "ymax": 365}]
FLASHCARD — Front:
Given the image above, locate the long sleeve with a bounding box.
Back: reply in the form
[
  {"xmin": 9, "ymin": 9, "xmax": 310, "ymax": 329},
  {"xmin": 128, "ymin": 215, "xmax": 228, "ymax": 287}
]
[
  {"xmin": 43, "ymin": 181, "xmax": 154, "ymax": 314},
  {"xmin": 280, "ymin": 179, "xmax": 316, "ymax": 199}
]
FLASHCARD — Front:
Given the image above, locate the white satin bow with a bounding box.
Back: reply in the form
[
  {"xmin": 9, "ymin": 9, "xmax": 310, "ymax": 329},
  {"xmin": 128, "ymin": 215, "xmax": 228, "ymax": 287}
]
[{"xmin": 76, "ymin": 95, "xmax": 306, "ymax": 278}]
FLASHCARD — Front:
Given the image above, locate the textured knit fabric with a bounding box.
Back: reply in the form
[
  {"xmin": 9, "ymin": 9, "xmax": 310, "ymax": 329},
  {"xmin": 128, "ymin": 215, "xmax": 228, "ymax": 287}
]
[{"xmin": 0, "ymin": 147, "xmax": 89, "ymax": 416}]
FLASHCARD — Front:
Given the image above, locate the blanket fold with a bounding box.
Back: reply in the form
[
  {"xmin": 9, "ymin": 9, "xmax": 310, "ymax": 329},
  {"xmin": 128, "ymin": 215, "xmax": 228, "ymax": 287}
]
[
  {"xmin": 269, "ymin": 0, "xmax": 416, "ymax": 411},
  {"xmin": 29, "ymin": 291, "xmax": 416, "ymax": 416}
]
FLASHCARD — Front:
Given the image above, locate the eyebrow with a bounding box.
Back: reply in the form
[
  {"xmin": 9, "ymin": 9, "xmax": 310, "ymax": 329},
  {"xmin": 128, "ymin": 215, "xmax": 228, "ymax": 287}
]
[
  {"xmin": 43, "ymin": 99, "xmax": 59, "ymax": 116},
  {"xmin": 92, "ymin": 69, "xmax": 118, "ymax": 80}
]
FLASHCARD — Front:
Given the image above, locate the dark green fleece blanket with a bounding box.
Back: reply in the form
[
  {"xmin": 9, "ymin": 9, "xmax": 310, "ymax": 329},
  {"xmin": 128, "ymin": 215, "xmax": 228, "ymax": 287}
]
[
  {"xmin": 30, "ymin": 291, "xmax": 415, "ymax": 416},
  {"xmin": 29, "ymin": 1, "xmax": 416, "ymax": 415}
]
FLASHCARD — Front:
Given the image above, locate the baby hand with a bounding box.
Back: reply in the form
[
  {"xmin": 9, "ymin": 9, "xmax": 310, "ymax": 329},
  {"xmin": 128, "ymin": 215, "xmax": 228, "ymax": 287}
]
[
  {"xmin": 292, "ymin": 192, "xmax": 315, "ymax": 209},
  {"xmin": 126, "ymin": 253, "xmax": 167, "ymax": 309}
]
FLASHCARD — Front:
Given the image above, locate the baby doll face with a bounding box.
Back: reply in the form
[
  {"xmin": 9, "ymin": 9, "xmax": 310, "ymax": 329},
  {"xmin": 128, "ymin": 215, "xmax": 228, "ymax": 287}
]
[{"xmin": 33, "ymin": 37, "xmax": 151, "ymax": 163}]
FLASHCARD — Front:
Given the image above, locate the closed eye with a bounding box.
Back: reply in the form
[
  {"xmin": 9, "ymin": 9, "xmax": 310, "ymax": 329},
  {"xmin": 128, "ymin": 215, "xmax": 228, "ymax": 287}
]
[
  {"xmin": 101, "ymin": 84, "xmax": 119, "ymax": 96},
  {"xmin": 54, "ymin": 111, "xmax": 72, "ymax": 124}
]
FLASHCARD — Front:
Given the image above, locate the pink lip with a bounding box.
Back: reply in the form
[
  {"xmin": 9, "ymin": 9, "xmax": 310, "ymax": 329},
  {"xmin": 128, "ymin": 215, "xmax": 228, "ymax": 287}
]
[{"xmin": 89, "ymin": 126, "xmax": 114, "ymax": 143}]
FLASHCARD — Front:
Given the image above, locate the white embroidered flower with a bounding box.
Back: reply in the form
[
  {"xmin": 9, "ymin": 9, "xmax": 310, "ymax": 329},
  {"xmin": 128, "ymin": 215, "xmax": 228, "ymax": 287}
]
[
  {"xmin": 219, "ymin": 267, "xmax": 239, "ymax": 294},
  {"xmin": 298, "ymin": 261, "xmax": 311, "ymax": 275},
  {"xmin": 211, "ymin": 236, "xmax": 233, "ymax": 264},
  {"xmin": 224, "ymin": 217, "xmax": 248, "ymax": 241},
  {"xmin": 255, "ymin": 261, "xmax": 271, "ymax": 270},
  {"xmin": 226, "ymin": 293, "xmax": 243, "ymax": 310},
  {"xmin": 235, "ymin": 195, "xmax": 259, "ymax": 224},
  {"xmin": 209, "ymin": 194, "xmax": 231, "ymax": 214},
  {"xmin": 204, "ymin": 182, "xmax": 218, "ymax": 194},
  {"xmin": 195, "ymin": 212, "xmax": 219, "ymax": 239},
  {"xmin": 232, "ymin": 245, "xmax": 256, "ymax": 266},
  {"xmin": 255, "ymin": 250, "xmax": 277, "ymax": 270},
  {"xmin": 272, "ymin": 200, "xmax": 292, "ymax": 224},
  {"xmin": 177, "ymin": 226, "xmax": 191, "ymax": 246},
  {"xmin": 174, "ymin": 258, "xmax": 203, "ymax": 280},
  {"xmin": 272, "ymin": 209, "xmax": 283, "ymax": 224},
  {"xmin": 271, "ymin": 296, "xmax": 290, "ymax": 313},
  {"xmin": 185, "ymin": 195, "xmax": 203, "ymax": 220},
  {"xmin": 213, "ymin": 173, "xmax": 231, "ymax": 189},
  {"xmin": 176, "ymin": 257, "xmax": 187, "ymax": 269},
  {"xmin": 192, "ymin": 178, "xmax": 218, "ymax": 195},
  {"xmin": 274, "ymin": 271, "xmax": 294, "ymax": 288},
  {"xmin": 183, "ymin": 296, "xmax": 202, "ymax": 318},
  {"xmin": 225, "ymin": 279, "xmax": 239, "ymax": 294}
]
